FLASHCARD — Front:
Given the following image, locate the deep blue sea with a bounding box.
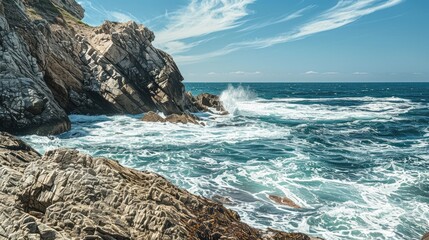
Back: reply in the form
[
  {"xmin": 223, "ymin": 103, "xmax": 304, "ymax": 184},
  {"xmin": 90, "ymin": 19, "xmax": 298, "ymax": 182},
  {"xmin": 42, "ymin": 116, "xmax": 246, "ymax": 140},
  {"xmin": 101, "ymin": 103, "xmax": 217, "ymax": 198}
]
[{"xmin": 23, "ymin": 83, "xmax": 429, "ymax": 240}]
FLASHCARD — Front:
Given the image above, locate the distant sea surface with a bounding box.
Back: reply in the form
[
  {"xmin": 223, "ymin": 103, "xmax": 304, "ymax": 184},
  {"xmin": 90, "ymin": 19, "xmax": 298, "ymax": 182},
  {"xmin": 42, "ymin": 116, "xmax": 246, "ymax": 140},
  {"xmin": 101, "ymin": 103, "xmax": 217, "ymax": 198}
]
[{"xmin": 23, "ymin": 82, "xmax": 429, "ymax": 240}]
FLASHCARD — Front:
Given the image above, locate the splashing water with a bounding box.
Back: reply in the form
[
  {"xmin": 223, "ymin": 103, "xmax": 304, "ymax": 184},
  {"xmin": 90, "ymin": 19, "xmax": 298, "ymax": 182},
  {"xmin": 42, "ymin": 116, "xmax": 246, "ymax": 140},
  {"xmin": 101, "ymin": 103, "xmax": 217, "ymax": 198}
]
[
  {"xmin": 219, "ymin": 85, "xmax": 257, "ymax": 114},
  {"xmin": 22, "ymin": 83, "xmax": 429, "ymax": 240}
]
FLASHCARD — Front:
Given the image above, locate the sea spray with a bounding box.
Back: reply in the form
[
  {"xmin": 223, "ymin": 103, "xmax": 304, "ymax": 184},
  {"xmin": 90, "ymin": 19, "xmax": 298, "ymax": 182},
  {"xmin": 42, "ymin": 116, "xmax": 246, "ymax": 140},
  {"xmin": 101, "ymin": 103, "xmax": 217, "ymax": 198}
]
[{"xmin": 219, "ymin": 85, "xmax": 257, "ymax": 114}]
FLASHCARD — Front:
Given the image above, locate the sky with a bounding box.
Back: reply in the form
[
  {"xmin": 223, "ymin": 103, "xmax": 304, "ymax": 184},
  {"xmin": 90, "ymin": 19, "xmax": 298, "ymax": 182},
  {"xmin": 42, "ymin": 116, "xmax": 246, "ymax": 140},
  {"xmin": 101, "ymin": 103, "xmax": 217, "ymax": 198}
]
[{"xmin": 78, "ymin": 0, "xmax": 429, "ymax": 82}]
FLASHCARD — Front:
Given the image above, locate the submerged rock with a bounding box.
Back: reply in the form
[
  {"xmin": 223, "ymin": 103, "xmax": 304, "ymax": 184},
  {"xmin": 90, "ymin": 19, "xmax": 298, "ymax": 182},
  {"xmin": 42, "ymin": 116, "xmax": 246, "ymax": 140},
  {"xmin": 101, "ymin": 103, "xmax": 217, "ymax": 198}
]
[
  {"xmin": 142, "ymin": 111, "xmax": 203, "ymax": 125},
  {"xmin": 0, "ymin": 132, "xmax": 319, "ymax": 239},
  {"xmin": 268, "ymin": 195, "xmax": 301, "ymax": 209},
  {"xmin": 0, "ymin": 0, "xmax": 197, "ymax": 135}
]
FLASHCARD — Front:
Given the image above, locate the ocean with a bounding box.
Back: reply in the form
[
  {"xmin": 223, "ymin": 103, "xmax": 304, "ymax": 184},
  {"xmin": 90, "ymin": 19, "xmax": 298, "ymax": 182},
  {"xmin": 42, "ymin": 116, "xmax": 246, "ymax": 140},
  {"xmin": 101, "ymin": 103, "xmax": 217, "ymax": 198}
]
[{"xmin": 22, "ymin": 82, "xmax": 429, "ymax": 240}]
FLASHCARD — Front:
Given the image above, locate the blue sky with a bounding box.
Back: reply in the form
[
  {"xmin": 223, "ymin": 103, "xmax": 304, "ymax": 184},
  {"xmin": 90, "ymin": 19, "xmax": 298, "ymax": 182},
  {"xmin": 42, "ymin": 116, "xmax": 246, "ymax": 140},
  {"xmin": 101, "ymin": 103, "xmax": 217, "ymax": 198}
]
[{"xmin": 78, "ymin": 0, "xmax": 429, "ymax": 82}]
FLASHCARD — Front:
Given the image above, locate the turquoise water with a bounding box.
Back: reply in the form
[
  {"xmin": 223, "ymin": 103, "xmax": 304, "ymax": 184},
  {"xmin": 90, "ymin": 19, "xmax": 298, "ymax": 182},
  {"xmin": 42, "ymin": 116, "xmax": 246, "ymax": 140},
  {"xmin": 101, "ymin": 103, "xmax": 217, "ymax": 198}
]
[{"xmin": 23, "ymin": 83, "xmax": 429, "ymax": 240}]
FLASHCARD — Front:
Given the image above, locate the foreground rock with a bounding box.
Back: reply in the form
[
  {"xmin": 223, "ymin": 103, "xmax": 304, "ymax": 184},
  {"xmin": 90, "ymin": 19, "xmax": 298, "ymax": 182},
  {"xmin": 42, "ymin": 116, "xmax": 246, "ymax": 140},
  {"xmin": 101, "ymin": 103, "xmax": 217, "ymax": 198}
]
[
  {"xmin": 0, "ymin": 0, "xmax": 198, "ymax": 135},
  {"xmin": 0, "ymin": 132, "xmax": 319, "ymax": 239},
  {"xmin": 142, "ymin": 111, "xmax": 203, "ymax": 125},
  {"xmin": 422, "ymin": 232, "xmax": 429, "ymax": 240}
]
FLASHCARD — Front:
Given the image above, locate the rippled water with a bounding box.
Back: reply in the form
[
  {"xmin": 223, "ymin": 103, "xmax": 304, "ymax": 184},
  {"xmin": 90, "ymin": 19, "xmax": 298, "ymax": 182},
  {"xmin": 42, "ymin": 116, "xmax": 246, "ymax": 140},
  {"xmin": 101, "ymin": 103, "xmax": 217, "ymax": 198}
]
[{"xmin": 22, "ymin": 83, "xmax": 429, "ymax": 240}]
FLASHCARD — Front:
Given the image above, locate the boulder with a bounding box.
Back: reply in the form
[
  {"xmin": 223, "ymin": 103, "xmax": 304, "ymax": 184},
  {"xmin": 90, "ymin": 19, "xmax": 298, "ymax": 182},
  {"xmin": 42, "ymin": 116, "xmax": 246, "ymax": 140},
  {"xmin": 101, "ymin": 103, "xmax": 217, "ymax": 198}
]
[
  {"xmin": 165, "ymin": 113, "xmax": 201, "ymax": 125},
  {"xmin": 192, "ymin": 93, "xmax": 228, "ymax": 114},
  {"xmin": 0, "ymin": 132, "xmax": 319, "ymax": 239},
  {"xmin": 142, "ymin": 111, "xmax": 203, "ymax": 125},
  {"xmin": 141, "ymin": 111, "xmax": 166, "ymax": 122},
  {"xmin": 268, "ymin": 195, "xmax": 301, "ymax": 209}
]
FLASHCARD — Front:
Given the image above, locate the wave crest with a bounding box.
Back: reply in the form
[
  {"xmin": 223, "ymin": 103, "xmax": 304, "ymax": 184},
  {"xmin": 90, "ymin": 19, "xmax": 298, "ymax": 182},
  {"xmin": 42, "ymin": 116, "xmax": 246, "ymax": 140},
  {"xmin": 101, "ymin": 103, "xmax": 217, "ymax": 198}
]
[{"xmin": 220, "ymin": 85, "xmax": 257, "ymax": 114}]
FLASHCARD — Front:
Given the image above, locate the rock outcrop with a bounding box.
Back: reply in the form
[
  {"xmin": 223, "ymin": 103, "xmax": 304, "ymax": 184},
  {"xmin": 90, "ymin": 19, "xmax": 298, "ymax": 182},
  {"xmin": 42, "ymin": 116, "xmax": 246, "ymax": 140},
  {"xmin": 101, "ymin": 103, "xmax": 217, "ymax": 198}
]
[
  {"xmin": 191, "ymin": 93, "xmax": 228, "ymax": 114},
  {"xmin": 0, "ymin": 0, "xmax": 198, "ymax": 135},
  {"xmin": 0, "ymin": 132, "xmax": 319, "ymax": 239}
]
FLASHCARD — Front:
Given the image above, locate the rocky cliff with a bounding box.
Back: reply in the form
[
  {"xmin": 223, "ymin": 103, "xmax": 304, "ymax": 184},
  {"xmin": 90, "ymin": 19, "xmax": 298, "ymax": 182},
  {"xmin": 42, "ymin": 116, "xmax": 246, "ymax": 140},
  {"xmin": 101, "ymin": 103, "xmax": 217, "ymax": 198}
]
[
  {"xmin": 0, "ymin": 132, "xmax": 319, "ymax": 240},
  {"xmin": 0, "ymin": 0, "xmax": 197, "ymax": 135}
]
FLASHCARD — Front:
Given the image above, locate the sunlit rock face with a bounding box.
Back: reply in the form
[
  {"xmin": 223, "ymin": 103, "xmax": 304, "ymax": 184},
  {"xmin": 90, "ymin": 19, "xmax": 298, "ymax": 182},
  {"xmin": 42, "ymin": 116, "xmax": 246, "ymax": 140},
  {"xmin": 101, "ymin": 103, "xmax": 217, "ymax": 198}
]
[{"xmin": 0, "ymin": 0, "xmax": 197, "ymax": 135}]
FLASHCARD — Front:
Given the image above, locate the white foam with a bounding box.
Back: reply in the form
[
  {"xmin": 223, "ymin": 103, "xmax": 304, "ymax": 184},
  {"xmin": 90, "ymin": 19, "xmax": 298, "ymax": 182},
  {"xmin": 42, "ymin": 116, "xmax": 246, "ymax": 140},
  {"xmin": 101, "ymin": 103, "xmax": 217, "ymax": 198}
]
[
  {"xmin": 218, "ymin": 86, "xmax": 422, "ymax": 122},
  {"xmin": 20, "ymin": 86, "xmax": 429, "ymax": 240}
]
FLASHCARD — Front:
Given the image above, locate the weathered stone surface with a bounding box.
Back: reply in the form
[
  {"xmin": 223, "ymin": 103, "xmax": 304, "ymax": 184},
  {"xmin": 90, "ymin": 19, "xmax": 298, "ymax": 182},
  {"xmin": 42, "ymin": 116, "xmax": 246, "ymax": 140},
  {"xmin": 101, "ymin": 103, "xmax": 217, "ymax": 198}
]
[
  {"xmin": 268, "ymin": 195, "xmax": 301, "ymax": 209},
  {"xmin": 0, "ymin": 132, "xmax": 319, "ymax": 239},
  {"xmin": 0, "ymin": 0, "xmax": 198, "ymax": 135},
  {"xmin": 191, "ymin": 93, "xmax": 228, "ymax": 114},
  {"xmin": 422, "ymin": 232, "xmax": 429, "ymax": 240}
]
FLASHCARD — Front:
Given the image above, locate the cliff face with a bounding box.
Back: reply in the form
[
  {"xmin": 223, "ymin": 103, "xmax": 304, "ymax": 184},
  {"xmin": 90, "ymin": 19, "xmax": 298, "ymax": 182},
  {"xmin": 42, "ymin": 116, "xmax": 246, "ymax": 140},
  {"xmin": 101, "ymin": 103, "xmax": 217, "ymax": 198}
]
[
  {"xmin": 0, "ymin": 132, "xmax": 317, "ymax": 240},
  {"xmin": 0, "ymin": 0, "xmax": 196, "ymax": 135}
]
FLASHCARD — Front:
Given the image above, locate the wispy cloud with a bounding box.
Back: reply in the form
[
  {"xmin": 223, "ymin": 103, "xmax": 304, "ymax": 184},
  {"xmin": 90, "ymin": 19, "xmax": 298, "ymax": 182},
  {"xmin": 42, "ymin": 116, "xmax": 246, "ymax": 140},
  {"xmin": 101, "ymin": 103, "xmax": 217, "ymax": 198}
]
[
  {"xmin": 154, "ymin": 0, "xmax": 255, "ymax": 54},
  {"xmin": 78, "ymin": 0, "xmax": 139, "ymax": 25},
  {"xmin": 304, "ymin": 71, "xmax": 319, "ymax": 75},
  {"xmin": 238, "ymin": 5, "xmax": 314, "ymax": 32},
  {"xmin": 207, "ymin": 71, "xmax": 261, "ymax": 75},
  {"xmin": 353, "ymin": 72, "xmax": 369, "ymax": 75},
  {"xmin": 176, "ymin": 0, "xmax": 403, "ymax": 64},
  {"xmin": 230, "ymin": 71, "xmax": 261, "ymax": 75},
  {"xmin": 323, "ymin": 72, "xmax": 339, "ymax": 75}
]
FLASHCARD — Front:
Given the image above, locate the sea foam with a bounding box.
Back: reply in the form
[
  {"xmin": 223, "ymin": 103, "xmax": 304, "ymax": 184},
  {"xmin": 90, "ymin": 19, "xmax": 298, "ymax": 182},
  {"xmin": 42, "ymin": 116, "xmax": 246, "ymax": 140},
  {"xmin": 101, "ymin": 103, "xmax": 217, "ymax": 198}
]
[{"xmin": 21, "ymin": 84, "xmax": 429, "ymax": 240}]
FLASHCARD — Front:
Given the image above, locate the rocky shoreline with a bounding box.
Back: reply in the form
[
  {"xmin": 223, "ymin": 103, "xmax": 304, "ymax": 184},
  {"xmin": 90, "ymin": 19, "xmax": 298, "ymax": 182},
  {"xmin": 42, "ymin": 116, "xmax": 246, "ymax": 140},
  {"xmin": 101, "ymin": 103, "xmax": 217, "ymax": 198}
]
[{"xmin": 0, "ymin": 132, "xmax": 321, "ymax": 240}]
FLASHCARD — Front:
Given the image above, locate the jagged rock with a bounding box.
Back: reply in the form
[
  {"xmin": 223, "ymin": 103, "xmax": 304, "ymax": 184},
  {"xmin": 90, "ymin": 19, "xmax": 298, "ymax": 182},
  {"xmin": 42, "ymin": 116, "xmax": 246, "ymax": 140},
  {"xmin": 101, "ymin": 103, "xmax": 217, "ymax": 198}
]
[
  {"xmin": 268, "ymin": 195, "xmax": 301, "ymax": 209},
  {"xmin": 0, "ymin": 132, "xmax": 319, "ymax": 239},
  {"xmin": 142, "ymin": 111, "xmax": 203, "ymax": 125},
  {"xmin": 422, "ymin": 232, "xmax": 429, "ymax": 240},
  {"xmin": 141, "ymin": 111, "xmax": 166, "ymax": 123},
  {"xmin": 192, "ymin": 93, "xmax": 228, "ymax": 115},
  {"xmin": 0, "ymin": 0, "xmax": 197, "ymax": 135}
]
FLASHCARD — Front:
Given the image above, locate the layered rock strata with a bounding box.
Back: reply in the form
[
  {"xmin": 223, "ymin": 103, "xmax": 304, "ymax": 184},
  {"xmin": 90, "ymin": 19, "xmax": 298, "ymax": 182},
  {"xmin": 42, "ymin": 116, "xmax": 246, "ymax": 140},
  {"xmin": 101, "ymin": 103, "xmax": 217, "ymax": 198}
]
[
  {"xmin": 0, "ymin": 0, "xmax": 197, "ymax": 135},
  {"xmin": 0, "ymin": 132, "xmax": 319, "ymax": 240}
]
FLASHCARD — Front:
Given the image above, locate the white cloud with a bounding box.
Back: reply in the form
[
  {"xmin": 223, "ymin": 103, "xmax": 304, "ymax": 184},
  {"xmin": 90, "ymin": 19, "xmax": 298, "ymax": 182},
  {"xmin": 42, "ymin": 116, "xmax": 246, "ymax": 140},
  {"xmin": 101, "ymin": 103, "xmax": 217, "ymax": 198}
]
[
  {"xmin": 323, "ymin": 72, "xmax": 339, "ymax": 75},
  {"xmin": 176, "ymin": 0, "xmax": 403, "ymax": 64},
  {"xmin": 238, "ymin": 6, "xmax": 314, "ymax": 32},
  {"xmin": 78, "ymin": 1, "xmax": 139, "ymax": 25},
  {"xmin": 154, "ymin": 0, "xmax": 255, "ymax": 54},
  {"xmin": 206, "ymin": 71, "xmax": 261, "ymax": 75},
  {"xmin": 353, "ymin": 72, "xmax": 369, "ymax": 75},
  {"xmin": 305, "ymin": 71, "xmax": 319, "ymax": 75},
  {"xmin": 230, "ymin": 71, "xmax": 261, "ymax": 75},
  {"xmin": 108, "ymin": 11, "xmax": 137, "ymax": 22}
]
